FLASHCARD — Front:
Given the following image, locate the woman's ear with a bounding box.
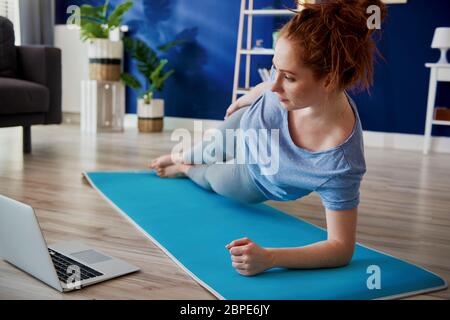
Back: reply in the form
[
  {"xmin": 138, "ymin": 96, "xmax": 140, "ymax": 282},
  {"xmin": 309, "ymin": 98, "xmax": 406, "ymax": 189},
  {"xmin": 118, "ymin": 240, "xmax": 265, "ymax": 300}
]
[
  {"xmin": 322, "ymin": 73, "xmax": 337, "ymax": 93},
  {"xmin": 322, "ymin": 73, "xmax": 335, "ymax": 93}
]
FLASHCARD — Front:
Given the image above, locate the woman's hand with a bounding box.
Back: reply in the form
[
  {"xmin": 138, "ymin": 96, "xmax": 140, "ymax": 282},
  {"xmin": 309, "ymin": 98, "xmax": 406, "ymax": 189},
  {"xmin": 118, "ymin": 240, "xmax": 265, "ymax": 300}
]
[
  {"xmin": 224, "ymin": 100, "xmax": 242, "ymax": 119},
  {"xmin": 225, "ymin": 237, "xmax": 274, "ymax": 276},
  {"xmin": 225, "ymin": 81, "xmax": 272, "ymax": 119}
]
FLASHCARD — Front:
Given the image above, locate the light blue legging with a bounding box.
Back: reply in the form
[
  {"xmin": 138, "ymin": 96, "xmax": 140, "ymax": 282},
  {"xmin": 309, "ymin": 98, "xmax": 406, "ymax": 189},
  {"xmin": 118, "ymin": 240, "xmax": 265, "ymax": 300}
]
[{"xmin": 181, "ymin": 107, "xmax": 267, "ymax": 204}]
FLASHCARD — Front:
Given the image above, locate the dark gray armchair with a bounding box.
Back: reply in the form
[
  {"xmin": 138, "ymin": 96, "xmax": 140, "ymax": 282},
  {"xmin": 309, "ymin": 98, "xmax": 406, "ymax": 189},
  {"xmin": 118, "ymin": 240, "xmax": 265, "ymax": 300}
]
[{"xmin": 0, "ymin": 16, "xmax": 61, "ymax": 153}]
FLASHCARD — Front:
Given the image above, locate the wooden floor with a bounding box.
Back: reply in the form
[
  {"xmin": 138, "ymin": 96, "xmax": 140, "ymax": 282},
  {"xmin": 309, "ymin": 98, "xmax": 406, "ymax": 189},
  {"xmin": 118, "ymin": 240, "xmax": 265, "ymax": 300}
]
[{"xmin": 0, "ymin": 124, "xmax": 449, "ymax": 300}]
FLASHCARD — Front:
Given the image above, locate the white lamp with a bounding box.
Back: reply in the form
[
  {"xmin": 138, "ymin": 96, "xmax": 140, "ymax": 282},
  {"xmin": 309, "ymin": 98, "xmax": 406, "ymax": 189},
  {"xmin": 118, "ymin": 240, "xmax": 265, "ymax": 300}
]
[{"xmin": 431, "ymin": 27, "xmax": 450, "ymax": 64}]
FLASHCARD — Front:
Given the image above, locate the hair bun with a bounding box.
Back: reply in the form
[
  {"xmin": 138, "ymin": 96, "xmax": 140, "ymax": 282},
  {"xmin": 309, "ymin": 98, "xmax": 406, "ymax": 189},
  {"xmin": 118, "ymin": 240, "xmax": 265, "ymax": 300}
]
[
  {"xmin": 281, "ymin": 1, "xmax": 389, "ymax": 93},
  {"xmin": 315, "ymin": 0, "xmax": 387, "ymax": 40}
]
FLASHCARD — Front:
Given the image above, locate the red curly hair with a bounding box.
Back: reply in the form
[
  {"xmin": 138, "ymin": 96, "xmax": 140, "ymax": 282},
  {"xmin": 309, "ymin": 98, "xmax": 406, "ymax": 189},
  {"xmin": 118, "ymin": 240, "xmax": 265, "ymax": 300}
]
[{"xmin": 279, "ymin": 0, "xmax": 388, "ymax": 93}]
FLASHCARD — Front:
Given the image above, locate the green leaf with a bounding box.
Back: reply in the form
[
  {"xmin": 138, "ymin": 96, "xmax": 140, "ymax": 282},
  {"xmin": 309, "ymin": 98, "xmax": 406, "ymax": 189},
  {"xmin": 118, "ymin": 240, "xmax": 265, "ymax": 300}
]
[
  {"xmin": 138, "ymin": 42, "xmax": 158, "ymax": 66},
  {"xmin": 124, "ymin": 37, "xmax": 157, "ymax": 65},
  {"xmin": 79, "ymin": 0, "xmax": 133, "ymax": 41},
  {"xmin": 102, "ymin": 0, "xmax": 110, "ymax": 19},
  {"xmin": 120, "ymin": 73, "xmax": 142, "ymax": 90},
  {"xmin": 80, "ymin": 4, "xmax": 104, "ymax": 21},
  {"xmin": 157, "ymin": 39, "xmax": 185, "ymax": 52},
  {"xmin": 79, "ymin": 2, "xmax": 109, "ymax": 41},
  {"xmin": 124, "ymin": 37, "xmax": 159, "ymax": 81},
  {"xmin": 161, "ymin": 69, "xmax": 174, "ymax": 83},
  {"xmin": 136, "ymin": 62, "xmax": 152, "ymax": 79},
  {"xmin": 107, "ymin": 0, "xmax": 133, "ymax": 30},
  {"xmin": 150, "ymin": 60, "xmax": 173, "ymax": 92},
  {"xmin": 152, "ymin": 69, "xmax": 174, "ymax": 91},
  {"xmin": 80, "ymin": 22, "xmax": 108, "ymax": 41},
  {"xmin": 124, "ymin": 35, "xmax": 182, "ymax": 93},
  {"xmin": 150, "ymin": 60, "xmax": 168, "ymax": 80}
]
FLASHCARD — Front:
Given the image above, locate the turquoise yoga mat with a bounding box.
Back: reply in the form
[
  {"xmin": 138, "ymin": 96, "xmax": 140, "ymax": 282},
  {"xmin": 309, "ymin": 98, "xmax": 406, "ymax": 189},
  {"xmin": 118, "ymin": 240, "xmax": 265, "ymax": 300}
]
[{"xmin": 84, "ymin": 171, "xmax": 447, "ymax": 300}]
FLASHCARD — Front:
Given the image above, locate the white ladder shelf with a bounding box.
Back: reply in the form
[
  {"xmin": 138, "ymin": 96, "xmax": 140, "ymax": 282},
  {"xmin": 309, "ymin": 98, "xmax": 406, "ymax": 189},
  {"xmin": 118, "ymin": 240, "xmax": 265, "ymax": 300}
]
[{"xmin": 232, "ymin": 0, "xmax": 312, "ymax": 103}]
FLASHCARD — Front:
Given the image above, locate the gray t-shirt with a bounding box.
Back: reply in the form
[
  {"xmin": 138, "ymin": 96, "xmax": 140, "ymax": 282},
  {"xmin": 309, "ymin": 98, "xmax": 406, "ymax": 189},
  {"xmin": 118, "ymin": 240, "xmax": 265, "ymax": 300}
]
[{"xmin": 239, "ymin": 70, "xmax": 366, "ymax": 210}]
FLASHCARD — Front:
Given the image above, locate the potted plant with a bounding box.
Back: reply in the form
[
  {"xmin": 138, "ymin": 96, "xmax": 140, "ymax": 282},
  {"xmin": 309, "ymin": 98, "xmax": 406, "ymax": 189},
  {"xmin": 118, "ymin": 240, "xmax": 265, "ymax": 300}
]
[
  {"xmin": 120, "ymin": 37, "xmax": 182, "ymax": 132},
  {"xmin": 80, "ymin": 0, "xmax": 133, "ymax": 81}
]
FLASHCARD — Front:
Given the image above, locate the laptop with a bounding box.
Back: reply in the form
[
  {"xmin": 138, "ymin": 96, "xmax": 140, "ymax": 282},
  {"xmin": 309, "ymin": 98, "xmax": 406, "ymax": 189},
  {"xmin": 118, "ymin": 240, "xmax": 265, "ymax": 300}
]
[{"xmin": 0, "ymin": 194, "xmax": 140, "ymax": 292}]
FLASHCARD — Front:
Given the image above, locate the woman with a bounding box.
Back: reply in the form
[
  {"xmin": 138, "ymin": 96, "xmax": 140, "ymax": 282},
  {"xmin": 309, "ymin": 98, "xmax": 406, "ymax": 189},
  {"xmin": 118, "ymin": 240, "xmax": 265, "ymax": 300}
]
[{"xmin": 149, "ymin": 0, "xmax": 387, "ymax": 276}]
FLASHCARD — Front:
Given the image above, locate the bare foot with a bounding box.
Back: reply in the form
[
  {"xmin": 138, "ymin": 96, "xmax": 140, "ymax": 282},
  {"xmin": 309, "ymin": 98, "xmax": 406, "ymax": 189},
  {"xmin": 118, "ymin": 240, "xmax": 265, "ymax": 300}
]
[
  {"xmin": 149, "ymin": 153, "xmax": 183, "ymax": 170},
  {"xmin": 156, "ymin": 163, "xmax": 191, "ymax": 178}
]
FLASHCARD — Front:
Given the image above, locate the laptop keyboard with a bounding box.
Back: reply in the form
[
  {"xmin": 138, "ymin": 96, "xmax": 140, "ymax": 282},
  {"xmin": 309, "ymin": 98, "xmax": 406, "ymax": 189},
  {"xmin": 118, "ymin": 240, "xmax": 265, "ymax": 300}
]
[{"xmin": 48, "ymin": 249, "xmax": 103, "ymax": 283}]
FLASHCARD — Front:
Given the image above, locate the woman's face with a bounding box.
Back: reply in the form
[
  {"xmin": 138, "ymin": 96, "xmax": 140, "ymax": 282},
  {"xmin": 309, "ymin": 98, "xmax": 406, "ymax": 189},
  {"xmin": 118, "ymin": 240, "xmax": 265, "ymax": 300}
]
[{"xmin": 271, "ymin": 36, "xmax": 329, "ymax": 111}]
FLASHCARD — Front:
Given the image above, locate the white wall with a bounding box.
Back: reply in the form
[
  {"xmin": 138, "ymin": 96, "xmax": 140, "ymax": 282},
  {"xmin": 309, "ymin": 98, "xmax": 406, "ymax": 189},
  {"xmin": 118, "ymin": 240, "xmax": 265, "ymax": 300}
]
[{"xmin": 54, "ymin": 25, "xmax": 88, "ymax": 113}]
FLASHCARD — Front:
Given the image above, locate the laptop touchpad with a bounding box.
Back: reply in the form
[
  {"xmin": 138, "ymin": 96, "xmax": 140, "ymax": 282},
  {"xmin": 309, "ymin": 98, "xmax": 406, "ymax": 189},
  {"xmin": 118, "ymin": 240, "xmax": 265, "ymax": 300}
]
[{"xmin": 71, "ymin": 250, "xmax": 112, "ymax": 264}]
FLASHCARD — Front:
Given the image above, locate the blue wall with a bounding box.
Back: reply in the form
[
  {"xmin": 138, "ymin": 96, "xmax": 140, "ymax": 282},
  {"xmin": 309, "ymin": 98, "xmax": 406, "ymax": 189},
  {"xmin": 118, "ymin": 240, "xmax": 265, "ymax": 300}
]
[
  {"xmin": 353, "ymin": 0, "xmax": 450, "ymax": 137},
  {"xmin": 56, "ymin": 0, "xmax": 450, "ymax": 137}
]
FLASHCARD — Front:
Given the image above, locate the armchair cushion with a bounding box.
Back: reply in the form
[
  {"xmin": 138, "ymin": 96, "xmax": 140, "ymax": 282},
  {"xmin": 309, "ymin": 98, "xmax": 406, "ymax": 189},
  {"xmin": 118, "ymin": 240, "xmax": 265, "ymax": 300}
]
[
  {"xmin": 0, "ymin": 77, "xmax": 49, "ymax": 115},
  {"xmin": 16, "ymin": 46, "xmax": 62, "ymax": 124},
  {"xmin": 0, "ymin": 16, "xmax": 17, "ymax": 78}
]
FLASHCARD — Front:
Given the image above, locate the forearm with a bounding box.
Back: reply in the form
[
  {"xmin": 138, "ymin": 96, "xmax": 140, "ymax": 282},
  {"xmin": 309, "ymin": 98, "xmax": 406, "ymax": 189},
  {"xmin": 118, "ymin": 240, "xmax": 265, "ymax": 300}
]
[
  {"xmin": 267, "ymin": 240, "xmax": 354, "ymax": 270},
  {"xmin": 236, "ymin": 81, "xmax": 271, "ymax": 107}
]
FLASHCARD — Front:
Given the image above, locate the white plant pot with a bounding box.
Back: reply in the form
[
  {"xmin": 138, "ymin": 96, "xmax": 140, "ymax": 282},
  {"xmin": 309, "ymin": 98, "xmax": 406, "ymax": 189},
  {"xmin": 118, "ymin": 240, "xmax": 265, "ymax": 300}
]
[
  {"xmin": 137, "ymin": 98, "xmax": 164, "ymax": 132},
  {"xmin": 88, "ymin": 38, "xmax": 123, "ymax": 59},
  {"xmin": 137, "ymin": 98, "xmax": 164, "ymax": 119}
]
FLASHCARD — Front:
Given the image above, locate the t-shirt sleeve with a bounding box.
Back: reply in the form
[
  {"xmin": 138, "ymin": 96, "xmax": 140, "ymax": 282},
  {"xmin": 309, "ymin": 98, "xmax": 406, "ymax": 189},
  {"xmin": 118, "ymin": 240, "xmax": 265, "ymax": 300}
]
[{"xmin": 315, "ymin": 172, "xmax": 363, "ymax": 211}]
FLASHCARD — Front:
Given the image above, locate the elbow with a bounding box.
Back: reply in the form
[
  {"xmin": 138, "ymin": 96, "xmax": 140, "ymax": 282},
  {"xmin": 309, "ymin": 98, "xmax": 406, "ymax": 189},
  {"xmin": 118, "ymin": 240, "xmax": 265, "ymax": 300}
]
[
  {"xmin": 332, "ymin": 241, "xmax": 355, "ymax": 267},
  {"xmin": 341, "ymin": 244, "xmax": 355, "ymax": 266},
  {"xmin": 338, "ymin": 254, "xmax": 353, "ymax": 267}
]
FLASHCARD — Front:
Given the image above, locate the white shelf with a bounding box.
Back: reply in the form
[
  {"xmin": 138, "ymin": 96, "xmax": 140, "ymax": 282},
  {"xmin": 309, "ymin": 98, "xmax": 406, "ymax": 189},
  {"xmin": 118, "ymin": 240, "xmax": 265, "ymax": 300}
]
[
  {"xmin": 232, "ymin": 0, "xmax": 293, "ymax": 103},
  {"xmin": 432, "ymin": 120, "xmax": 450, "ymax": 126},
  {"xmin": 240, "ymin": 49, "xmax": 275, "ymax": 55},
  {"xmin": 237, "ymin": 88, "xmax": 252, "ymax": 95},
  {"xmin": 425, "ymin": 63, "xmax": 450, "ymax": 68},
  {"xmin": 244, "ymin": 9, "xmax": 296, "ymax": 16}
]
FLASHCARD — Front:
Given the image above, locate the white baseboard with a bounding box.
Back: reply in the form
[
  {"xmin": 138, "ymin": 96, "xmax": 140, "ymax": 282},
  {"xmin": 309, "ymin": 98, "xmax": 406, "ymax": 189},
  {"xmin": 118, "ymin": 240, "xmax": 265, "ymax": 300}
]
[
  {"xmin": 164, "ymin": 116, "xmax": 223, "ymax": 131},
  {"xmin": 363, "ymin": 131, "xmax": 450, "ymax": 154},
  {"xmin": 124, "ymin": 114, "xmax": 222, "ymax": 131},
  {"xmin": 125, "ymin": 114, "xmax": 450, "ymax": 154}
]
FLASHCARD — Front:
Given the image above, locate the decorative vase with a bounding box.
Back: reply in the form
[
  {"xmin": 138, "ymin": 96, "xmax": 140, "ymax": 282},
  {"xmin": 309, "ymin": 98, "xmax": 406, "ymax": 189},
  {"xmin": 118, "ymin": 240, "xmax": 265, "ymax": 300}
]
[
  {"xmin": 88, "ymin": 38, "xmax": 123, "ymax": 81},
  {"xmin": 137, "ymin": 98, "xmax": 164, "ymax": 132}
]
